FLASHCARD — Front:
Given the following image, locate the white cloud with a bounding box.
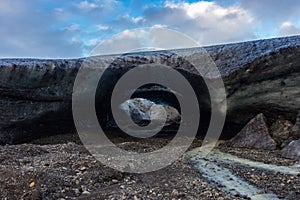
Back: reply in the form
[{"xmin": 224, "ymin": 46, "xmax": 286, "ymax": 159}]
[
  {"xmin": 1, "ymin": 0, "xmax": 300, "ymax": 58},
  {"xmin": 119, "ymin": 15, "xmax": 145, "ymax": 24},
  {"xmin": 90, "ymin": 27, "xmax": 199, "ymax": 56},
  {"xmin": 279, "ymin": 22, "xmax": 300, "ymax": 36},
  {"xmin": 132, "ymin": 16, "xmax": 144, "ymax": 23},
  {"xmin": 67, "ymin": 24, "xmax": 80, "ymax": 32},
  {"xmin": 76, "ymin": 0, "xmax": 99, "ymax": 11},
  {"xmin": 96, "ymin": 25, "xmax": 109, "ymax": 31},
  {"xmin": 238, "ymin": 0, "xmax": 300, "ymax": 38},
  {"xmin": 91, "ymin": 29, "xmax": 148, "ymax": 55},
  {"xmin": 238, "ymin": 0, "xmax": 300, "ymax": 22},
  {"xmin": 86, "ymin": 38, "xmax": 103, "ymax": 46},
  {"xmin": 0, "ymin": 0, "xmax": 124, "ymax": 58},
  {"xmin": 54, "ymin": 8, "xmax": 64, "ymax": 13},
  {"xmin": 0, "ymin": 0, "xmax": 84, "ymax": 58},
  {"xmin": 143, "ymin": 1, "xmax": 256, "ymax": 45}
]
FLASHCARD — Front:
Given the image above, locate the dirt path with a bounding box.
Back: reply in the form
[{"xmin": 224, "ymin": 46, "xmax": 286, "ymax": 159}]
[{"xmin": 187, "ymin": 147, "xmax": 300, "ymax": 200}]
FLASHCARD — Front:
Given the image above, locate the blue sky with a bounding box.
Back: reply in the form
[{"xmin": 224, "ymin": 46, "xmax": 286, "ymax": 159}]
[{"xmin": 1, "ymin": 0, "xmax": 300, "ymax": 58}]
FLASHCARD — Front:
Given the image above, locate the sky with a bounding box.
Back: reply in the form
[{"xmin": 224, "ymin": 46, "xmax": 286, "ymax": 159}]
[{"xmin": 1, "ymin": 0, "xmax": 300, "ymax": 58}]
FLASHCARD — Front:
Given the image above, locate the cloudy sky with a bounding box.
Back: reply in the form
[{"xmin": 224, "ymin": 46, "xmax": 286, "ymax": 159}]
[{"xmin": 1, "ymin": 0, "xmax": 300, "ymax": 58}]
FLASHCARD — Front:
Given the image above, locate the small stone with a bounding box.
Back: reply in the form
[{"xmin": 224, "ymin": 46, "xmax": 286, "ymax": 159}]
[
  {"xmin": 112, "ymin": 179, "xmax": 118, "ymax": 183},
  {"xmin": 29, "ymin": 181, "xmax": 35, "ymax": 188},
  {"xmin": 81, "ymin": 185, "xmax": 87, "ymax": 192},
  {"xmin": 171, "ymin": 189, "xmax": 179, "ymax": 196},
  {"xmin": 133, "ymin": 196, "xmax": 139, "ymax": 200},
  {"xmin": 80, "ymin": 166, "xmax": 87, "ymax": 171},
  {"xmin": 74, "ymin": 189, "xmax": 81, "ymax": 197},
  {"xmin": 82, "ymin": 191, "xmax": 91, "ymax": 195},
  {"xmin": 64, "ymin": 181, "xmax": 71, "ymax": 187}
]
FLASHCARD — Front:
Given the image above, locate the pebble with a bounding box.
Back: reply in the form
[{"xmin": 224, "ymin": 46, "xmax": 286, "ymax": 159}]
[
  {"xmin": 29, "ymin": 181, "xmax": 35, "ymax": 188},
  {"xmin": 74, "ymin": 189, "xmax": 81, "ymax": 197},
  {"xmin": 112, "ymin": 179, "xmax": 118, "ymax": 183},
  {"xmin": 171, "ymin": 189, "xmax": 179, "ymax": 196},
  {"xmin": 120, "ymin": 185, "xmax": 125, "ymax": 189},
  {"xmin": 2, "ymin": 139, "xmax": 300, "ymax": 200},
  {"xmin": 63, "ymin": 181, "xmax": 71, "ymax": 187},
  {"xmin": 80, "ymin": 166, "xmax": 87, "ymax": 171},
  {"xmin": 82, "ymin": 191, "xmax": 91, "ymax": 195},
  {"xmin": 81, "ymin": 185, "xmax": 87, "ymax": 192},
  {"xmin": 133, "ymin": 195, "xmax": 139, "ymax": 200}
]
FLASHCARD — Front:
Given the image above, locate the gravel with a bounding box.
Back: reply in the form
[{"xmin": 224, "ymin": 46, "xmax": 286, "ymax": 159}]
[{"xmin": 0, "ymin": 133, "xmax": 299, "ymax": 199}]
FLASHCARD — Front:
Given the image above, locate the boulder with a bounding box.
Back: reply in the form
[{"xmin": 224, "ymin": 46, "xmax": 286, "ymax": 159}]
[
  {"xmin": 269, "ymin": 119, "xmax": 293, "ymax": 147},
  {"xmin": 281, "ymin": 139, "xmax": 300, "ymax": 161},
  {"xmin": 119, "ymin": 98, "xmax": 180, "ymax": 126},
  {"xmin": 229, "ymin": 114, "xmax": 277, "ymax": 150},
  {"xmin": 281, "ymin": 111, "xmax": 300, "ymax": 148}
]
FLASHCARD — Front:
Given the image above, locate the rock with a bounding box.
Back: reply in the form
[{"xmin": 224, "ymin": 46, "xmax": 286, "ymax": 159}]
[
  {"xmin": 73, "ymin": 189, "xmax": 81, "ymax": 197},
  {"xmin": 292, "ymin": 111, "xmax": 300, "ymax": 136},
  {"xmin": 112, "ymin": 179, "xmax": 118, "ymax": 183},
  {"xmin": 229, "ymin": 114, "xmax": 277, "ymax": 150},
  {"xmin": 281, "ymin": 111, "xmax": 300, "ymax": 148},
  {"xmin": 0, "ymin": 36, "xmax": 300, "ymax": 144},
  {"xmin": 79, "ymin": 166, "xmax": 87, "ymax": 171},
  {"xmin": 171, "ymin": 189, "xmax": 179, "ymax": 196},
  {"xmin": 0, "ymin": 59, "xmax": 80, "ymax": 144},
  {"xmin": 81, "ymin": 191, "xmax": 91, "ymax": 195},
  {"xmin": 269, "ymin": 119, "xmax": 293, "ymax": 147},
  {"xmin": 119, "ymin": 98, "xmax": 180, "ymax": 126},
  {"xmin": 281, "ymin": 139, "xmax": 300, "ymax": 161}
]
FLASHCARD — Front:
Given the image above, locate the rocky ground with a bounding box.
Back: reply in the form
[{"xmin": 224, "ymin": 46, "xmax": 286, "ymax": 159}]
[{"xmin": 0, "ymin": 133, "xmax": 299, "ymax": 200}]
